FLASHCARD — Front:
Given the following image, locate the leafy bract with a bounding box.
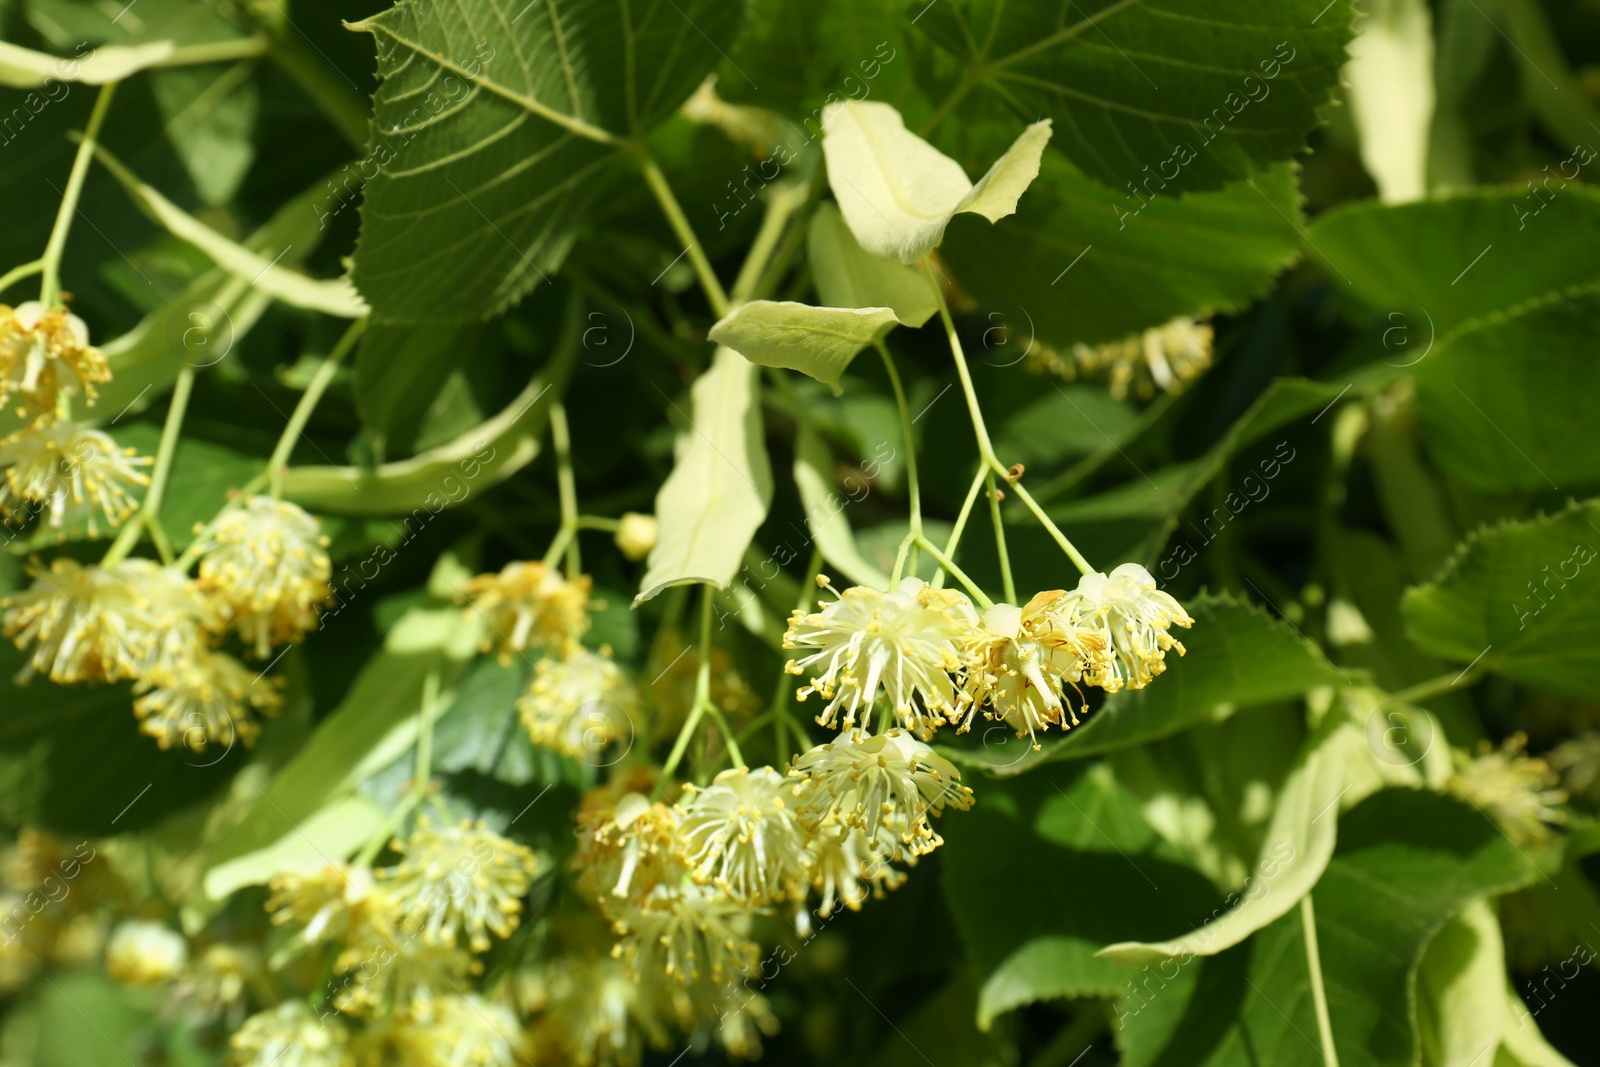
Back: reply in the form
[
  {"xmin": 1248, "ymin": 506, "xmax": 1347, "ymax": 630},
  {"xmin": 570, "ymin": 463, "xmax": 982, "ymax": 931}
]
[
  {"xmin": 0, "ymin": 39, "xmax": 175, "ymax": 87},
  {"xmin": 1118, "ymin": 789, "xmax": 1539, "ymax": 1067},
  {"xmin": 1415, "ymin": 288, "xmax": 1600, "ymax": 493},
  {"xmin": 914, "ymin": 0, "xmax": 1353, "ymax": 196},
  {"xmin": 636, "ymin": 348, "xmax": 774, "ymax": 604},
  {"xmin": 708, "ymin": 300, "xmax": 898, "ymax": 392},
  {"xmin": 350, "ymin": 0, "xmax": 742, "ymax": 320},
  {"xmin": 1098, "ymin": 712, "xmax": 1356, "ymax": 965},
  {"xmin": 821, "ymin": 100, "xmax": 1050, "ymax": 262},
  {"xmin": 942, "ymin": 595, "xmax": 1342, "ymax": 776},
  {"xmin": 808, "ymin": 202, "xmax": 938, "ymax": 326},
  {"xmin": 794, "ymin": 424, "xmax": 891, "ymax": 589},
  {"xmin": 1403, "ymin": 500, "xmax": 1600, "ymax": 697},
  {"xmin": 92, "ymin": 145, "xmax": 367, "ymax": 318}
]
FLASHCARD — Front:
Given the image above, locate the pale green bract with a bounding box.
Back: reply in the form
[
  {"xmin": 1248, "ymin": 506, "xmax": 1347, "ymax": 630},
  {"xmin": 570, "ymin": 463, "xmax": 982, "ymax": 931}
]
[
  {"xmin": 807, "ymin": 202, "xmax": 939, "ymax": 327},
  {"xmin": 0, "ymin": 39, "xmax": 175, "ymax": 88},
  {"xmin": 820, "ymin": 100, "xmax": 1052, "ymax": 263}
]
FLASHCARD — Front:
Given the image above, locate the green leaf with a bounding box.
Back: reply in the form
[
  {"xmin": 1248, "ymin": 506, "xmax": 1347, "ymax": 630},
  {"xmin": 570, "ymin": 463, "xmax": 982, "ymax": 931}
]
[
  {"xmin": 350, "ymin": 0, "xmax": 742, "ymax": 319},
  {"xmin": 708, "ymin": 300, "xmax": 899, "ymax": 393},
  {"xmin": 821, "ymin": 100, "xmax": 1051, "ymax": 262},
  {"xmin": 1414, "ymin": 288, "xmax": 1600, "ymax": 493},
  {"xmin": 90, "ymin": 144, "xmax": 367, "ymax": 318},
  {"xmin": 1098, "ymin": 712, "xmax": 1356, "ymax": 965},
  {"xmin": 636, "ymin": 348, "xmax": 774, "ymax": 604},
  {"xmin": 995, "ymin": 384, "xmax": 1138, "ymax": 467},
  {"xmin": 1402, "ymin": 500, "xmax": 1600, "ymax": 696},
  {"xmin": 942, "ymin": 595, "xmax": 1341, "ymax": 776},
  {"xmin": 1118, "ymin": 789, "xmax": 1539, "ymax": 1067},
  {"xmin": 1416, "ymin": 898, "xmax": 1509, "ymax": 1067},
  {"xmin": 808, "ymin": 202, "xmax": 938, "ymax": 327},
  {"xmin": 201, "ymin": 601, "xmax": 480, "ymax": 890},
  {"xmin": 944, "ymin": 158, "xmax": 1305, "ymax": 346},
  {"xmin": 355, "ymin": 320, "xmax": 483, "ymax": 462},
  {"xmin": 202, "ymin": 794, "xmax": 385, "ymax": 900},
  {"xmin": 0, "ymin": 39, "xmax": 175, "ymax": 87},
  {"xmin": 940, "ymin": 764, "xmax": 1224, "ymax": 1029},
  {"xmin": 794, "ymin": 424, "xmax": 891, "ymax": 589},
  {"xmin": 1306, "ymin": 187, "xmax": 1600, "ymax": 330},
  {"xmin": 917, "ymin": 0, "xmax": 1352, "ymax": 196}
]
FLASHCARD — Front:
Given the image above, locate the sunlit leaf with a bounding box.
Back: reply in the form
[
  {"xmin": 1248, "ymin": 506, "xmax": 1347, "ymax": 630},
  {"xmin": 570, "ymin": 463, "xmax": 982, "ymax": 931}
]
[{"xmin": 709, "ymin": 300, "xmax": 898, "ymax": 393}]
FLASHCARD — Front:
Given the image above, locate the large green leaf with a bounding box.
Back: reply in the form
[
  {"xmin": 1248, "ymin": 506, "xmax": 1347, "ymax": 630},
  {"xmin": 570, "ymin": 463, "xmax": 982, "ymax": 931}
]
[
  {"xmin": 1118, "ymin": 789, "xmax": 1539, "ymax": 1067},
  {"xmin": 1402, "ymin": 500, "xmax": 1600, "ymax": 697},
  {"xmin": 916, "ymin": 0, "xmax": 1353, "ymax": 196},
  {"xmin": 941, "ymin": 595, "xmax": 1342, "ymax": 776},
  {"xmin": 1414, "ymin": 288, "xmax": 1600, "ymax": 493},
  {"xmin": 941, "ymin": 763, "xmax": 1223, "ymax": 1029},
  {"xmin": 944, "ymin": 159, "xmax": 1305, "ymax": 346},
  {"xmin": 636, "ymin": 348, "xmax": 774, "ymax": 604},
  {"xmin": 1307, "ymin": 187, "xmax": 1600, "ymax": 329},
  {"xmin": 808, "ymin": 202, "xmax": 938, "ymax": 327},
  {"xmin": 350, "ymin": 0, "xmax": 742, "ymax": 319},
  {"xmin": 355, "ymin": 320, "xmax": 484, "ymax": 462}
]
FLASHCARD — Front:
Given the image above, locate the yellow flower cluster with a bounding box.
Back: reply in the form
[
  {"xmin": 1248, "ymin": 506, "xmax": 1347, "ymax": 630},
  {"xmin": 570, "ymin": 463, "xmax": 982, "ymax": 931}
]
[
  {"xmin": 1028, "ymin": 315, "xmax": 1214, "ymax": 400},
  {"xmin": 786, "ymin": 566, "xmax": 1193, "ymax": 750}
]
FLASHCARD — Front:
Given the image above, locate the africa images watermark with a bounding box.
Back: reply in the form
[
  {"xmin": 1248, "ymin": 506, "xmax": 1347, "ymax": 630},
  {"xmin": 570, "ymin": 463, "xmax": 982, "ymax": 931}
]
[{"xmin": 1153, "ymin": 441, "xmax": 1297, "ymax": 583}]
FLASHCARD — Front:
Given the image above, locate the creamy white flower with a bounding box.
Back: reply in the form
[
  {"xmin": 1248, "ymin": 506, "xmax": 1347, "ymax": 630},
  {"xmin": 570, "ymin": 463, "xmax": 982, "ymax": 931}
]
[
  {"xmin": 805, "ymin": 815, "xmax": 907, "ymax": 920},
  {"xmin": 380, "ymin": 818, "xmax": 538, "ymax": 952},
  {"xmin": 2, "ymin": 558, "xmax": 217, "ymax": 684},
  {"xmin": 518, "ymin": 647, "xmax": 637, "ymax": 761},
  {"xmin": 199, "ymin": 496, "xmax": 332, "ymax": 658},
  {"xmin": 133, "ymin": 648, "xmax": 280, "ymax": 751},
  {"xmin": 105, "ymin": 919, "xmax": 187, "ymax": 986},
  {"xmin": 463, "ymin": 560, "xmax": 592, "ymax": 658},
  {"xmin": 1449, "ymin": 734, "xmax": 1568, "ymax": 847},
  {"xmin": 0, "ymin": 301, "xmax": 110, "ymax": 414},
  {"xmin": 1060, "ymin": 563, "xmax": 1193, "ymax": 692},
  {"xmin": 538, "ymin": 954, "xmax": 672, "ymax": 1067},
  {"xmin": 961, "ymin": 593, "xmax": 1107, "ymax": 747},
  {"xmin": 397, "ymin": 994, "xmax": 527, "ymax": 1067},
  {"xmin": 231, "ymin": 1001, "xmax": 351, "ymax": 1067},
  {"xmin": 676, "ymin": 767, "xmax": 809, "ymax": 904},
  {"xmin": 790, "ymin": 729, "xmax": 973, "ymax": 860},
  {"xmin": 266, "ymin": 864, "xmax": 378, "ymax": 944},
  {"xmin": 784, "ymin": 576, "xmax": 976, "ymax": 735},
  {"xmin": 576, "ymin": 792, "xmax": 684, "ymax": 909},
  {"xmin": 611, "ymin": 881, "xmax": 760, "ymax": 983},
  {"xmin": 0, "ymin": 421, "xmax": 149, "ymax": 536}
]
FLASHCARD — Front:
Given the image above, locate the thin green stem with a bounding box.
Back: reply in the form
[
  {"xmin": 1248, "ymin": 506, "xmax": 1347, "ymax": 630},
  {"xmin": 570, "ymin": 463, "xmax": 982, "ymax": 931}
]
[
  {"xmin": 662, "ymin": 591, "xmax": 718, "ymax": 779},
  {"xmin": 576, "ymin": 515, "xmax": 621, "ymax": 532},
  {"xmin": 926, "ymin": 259, "xmax": 1094, "ymax": 576},
  {"xmin": 1390, "ymin": 669, "xmax": 1479, "ymax": 705},
  {"xmin": 0, "ymin": 260, "xmax": 42, "ymax": 297},
  {"xmin": 878, "ymin": 341, "xmax": 922, "ymax": 536},
  {"xmin": 916, "ymin": 535, "xmax": 994, "ymax": 611},
  {"xmin": 548, "ymin": 402, "xmax": 581, "ymax": 578},
  {"xmin": 638, "ymin": 152, "xmax": 729, "ymax": 317},
  {"xmin": 268, "ymin": 318, "xmax": 366, "ymax": 496},
  {"xmin": 415, "ymin": 669, "xmax": 440, "ymax": 793},
  {"xmin": 41, "ymin": 83, "xmax": 118, "ymax": 307},
  {"xmin": 730, "ymin": 181, "xmax": 807, "ymax": 304},
  {"xmin": 355, "ymin": 790, "xmax": 422, "ymax": 866},
  {"xmin": 932, "ymin": 464, "xmax": 988, "ymax": 590},
  {"xmin": 1301, "ymin": 895, "xmax": 1341, "ymax": 1067},
  {"xmin": 103, "ymin": 365, "xmax": 194, "ymax": 566},
  {"xmin": 988, "ymin": 471, "xmax": 1017, "ymax": 604}
]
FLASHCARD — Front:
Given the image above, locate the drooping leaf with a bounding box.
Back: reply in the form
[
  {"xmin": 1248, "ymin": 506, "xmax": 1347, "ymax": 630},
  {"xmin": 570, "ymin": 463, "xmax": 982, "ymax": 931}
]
[
  {"xmin": 1118, "ymin": 789, "xmax": 1539, "ymax": 1067},
  {"xmin": 1416, "ymin": 898, "xmax": 1509, "ymax": 1067},
  {"xmin": 91, "ymin": 145, "xmax": 367, "ymax": 318},
  {"xmin": 1306, "ymin": 186, "xmax": 1600, "ymax": 330},
  {"xmin": 1098, "ymin": 712, "xmax": 1356, "ymax": 965},
  {"xmin": 350, "ymin": 0, "xmax": 743, "ymax": 319},
  {"xmin": 941, "ymin": 764, "xmax": 1223, "ymax": 1029},
  {"xmin": 808, "ymin": 202, "xmax": 938, "ymax": 326},
  {"xmin": 0, "ymin": 39, "xmax": 175, "ymax": 87},
  {"xmin": 944, "ymin": 158, "xmax": 1305, "ymax": 347},
  {"xmin": 942, "ymin": 595, "xmax": 1342, "ymax": 776},
  {"xmin": 916, "ymin": 0, "xmax": 1353, "ymax": 196},
  {"xmin": 636, "ymin": 348, "xmax": 774, "ymax": 604},
  {"xmin": 821, "ymin": 100, "xmax": 1050, "ymax": 262},
  {"xmin": 1403, "ymin": 500, "xmax": 1600, "ymax": 697},
  {"xmin": 1414, "ymin": 288, "xmax": 1600, "ymax": 493},
  {"xmin": 794, "ymin": 423, "xmax": 892, "ymax": 589},
  {"xmin": 709, "ymin": 300, "xmax": 899, "ymax": 392}
]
